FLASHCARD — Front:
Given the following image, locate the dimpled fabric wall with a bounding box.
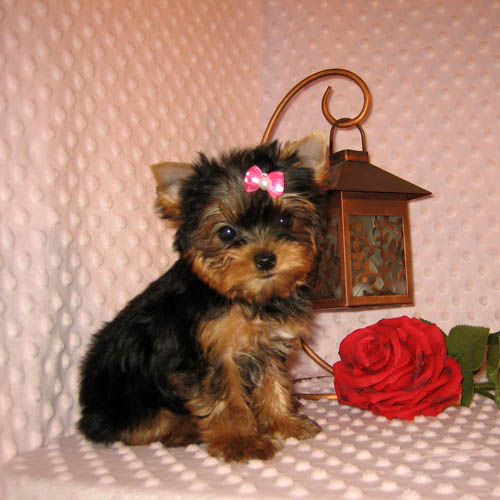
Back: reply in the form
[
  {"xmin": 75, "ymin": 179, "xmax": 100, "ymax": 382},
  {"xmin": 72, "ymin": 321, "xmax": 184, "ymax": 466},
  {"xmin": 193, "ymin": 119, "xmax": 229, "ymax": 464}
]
[
  {"xmin": 0, "ymin": 0, "xmax": 264, "ymax": 466},
  {"xmin": 1, "ymin": 0, "xmax": 499, "ymax": 487}
]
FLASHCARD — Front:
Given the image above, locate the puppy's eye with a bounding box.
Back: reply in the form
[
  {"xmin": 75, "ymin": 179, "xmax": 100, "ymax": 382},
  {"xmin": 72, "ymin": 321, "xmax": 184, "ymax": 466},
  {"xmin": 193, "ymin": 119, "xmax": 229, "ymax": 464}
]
[
  {"xmin": 278, "ymin": 214, "xmax": 293, "ymax": 230},
  {"xmin": 218, "ymin": 225, "xmax": 237, "ymax": 242}
]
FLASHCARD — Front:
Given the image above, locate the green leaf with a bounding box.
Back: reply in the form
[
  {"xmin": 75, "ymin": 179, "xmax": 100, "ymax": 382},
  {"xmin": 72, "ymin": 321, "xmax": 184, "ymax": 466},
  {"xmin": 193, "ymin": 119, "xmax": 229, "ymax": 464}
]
[
  {"xmin": 445, "ymin": 325, "xmax": 489, "ymax": 406},
  {"xmin": 486, "ymin": 332, "xmax": 500, "ymax": 408},
  {"xmin": 460, "ymin": 371, "xmax": 474, "ymax": 407},
  {"xmin": 446, "ymin": 325, "xmax": 490, "ymax": 372},
  {"xmin": 486, "ymin": 332, "xmax": 499, "ymax": 384}
]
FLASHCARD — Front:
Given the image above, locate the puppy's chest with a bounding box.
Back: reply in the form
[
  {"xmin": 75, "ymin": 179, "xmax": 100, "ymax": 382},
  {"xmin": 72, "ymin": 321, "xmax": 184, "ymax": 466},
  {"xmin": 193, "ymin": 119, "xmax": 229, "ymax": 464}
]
[{"xmin": 198, "ymin": 304, "xmax": 306, "ymax": 361}]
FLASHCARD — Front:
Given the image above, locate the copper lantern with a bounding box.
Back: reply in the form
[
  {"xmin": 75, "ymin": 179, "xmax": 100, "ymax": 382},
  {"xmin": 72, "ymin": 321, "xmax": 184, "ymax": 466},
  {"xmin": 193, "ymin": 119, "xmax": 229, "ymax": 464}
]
[{"xmin": 261, "ymin": 69, "xmax": 431, "ymax": 309}]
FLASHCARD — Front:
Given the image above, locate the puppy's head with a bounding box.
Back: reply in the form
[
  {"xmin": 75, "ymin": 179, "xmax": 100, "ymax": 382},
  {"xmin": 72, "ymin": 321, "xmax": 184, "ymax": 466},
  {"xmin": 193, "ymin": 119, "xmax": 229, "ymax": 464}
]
[{"xmin": 151, "ymin": 132, "xmax": 329, "ymax": 303}]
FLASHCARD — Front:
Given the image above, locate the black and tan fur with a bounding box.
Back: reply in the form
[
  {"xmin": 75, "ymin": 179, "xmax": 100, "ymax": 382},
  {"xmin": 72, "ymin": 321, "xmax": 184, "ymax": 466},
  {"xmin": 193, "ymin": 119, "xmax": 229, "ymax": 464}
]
[{"xmin": 78, "ymin": 132, "xmax": 328, "ymax": 462}]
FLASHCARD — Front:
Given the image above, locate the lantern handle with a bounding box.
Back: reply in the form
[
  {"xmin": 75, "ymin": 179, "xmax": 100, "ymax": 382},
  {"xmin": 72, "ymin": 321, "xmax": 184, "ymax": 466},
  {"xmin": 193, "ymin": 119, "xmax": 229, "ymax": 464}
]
[
  {"xmin": 261, "ymin": 68, "xmax": 372, "ymax": 144},
  {"xmin": 329, "ymin": 118, "xmax": 367, "ymax": 155}
]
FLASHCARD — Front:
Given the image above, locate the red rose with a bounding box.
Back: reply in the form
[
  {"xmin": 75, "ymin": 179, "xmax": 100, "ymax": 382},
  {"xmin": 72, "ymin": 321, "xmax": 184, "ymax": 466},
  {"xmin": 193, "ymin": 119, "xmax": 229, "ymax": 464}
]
[{"xmin": 332, "ymin": 316, "xmax": 463, "ymax": 420}]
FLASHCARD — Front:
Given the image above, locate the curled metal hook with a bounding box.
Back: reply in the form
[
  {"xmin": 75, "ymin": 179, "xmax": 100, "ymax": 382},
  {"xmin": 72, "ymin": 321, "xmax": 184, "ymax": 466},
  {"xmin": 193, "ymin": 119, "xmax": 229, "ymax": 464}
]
[
  {"xmin": 261, "ymin": 68, "xmax": 372, "ymax": 144},
  {"xmin": 329, "ymin": 118, "xmax": 367, "ymax": 155}
]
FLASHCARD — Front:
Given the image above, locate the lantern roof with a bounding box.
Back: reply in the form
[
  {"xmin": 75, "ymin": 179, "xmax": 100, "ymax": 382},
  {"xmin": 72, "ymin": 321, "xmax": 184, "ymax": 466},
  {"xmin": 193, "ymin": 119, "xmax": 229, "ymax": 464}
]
[{"xmin": 328, "ymin": 149, "xmax": 431, "ymax": 200}]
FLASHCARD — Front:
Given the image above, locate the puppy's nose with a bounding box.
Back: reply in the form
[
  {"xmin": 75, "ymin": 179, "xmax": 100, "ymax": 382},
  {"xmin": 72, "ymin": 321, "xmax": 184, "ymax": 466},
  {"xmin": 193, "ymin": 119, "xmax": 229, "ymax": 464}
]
[{"xmin": 254, "ymin": 251, "xmax": 277, "ymax": 271}]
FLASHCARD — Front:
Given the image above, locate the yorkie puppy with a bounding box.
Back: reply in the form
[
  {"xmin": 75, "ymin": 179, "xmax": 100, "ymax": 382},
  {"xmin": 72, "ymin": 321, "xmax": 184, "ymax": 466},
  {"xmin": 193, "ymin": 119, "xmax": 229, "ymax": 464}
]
[{"xmin": 78, "ymin": 131, "xmax": 329, "ymax": 462}]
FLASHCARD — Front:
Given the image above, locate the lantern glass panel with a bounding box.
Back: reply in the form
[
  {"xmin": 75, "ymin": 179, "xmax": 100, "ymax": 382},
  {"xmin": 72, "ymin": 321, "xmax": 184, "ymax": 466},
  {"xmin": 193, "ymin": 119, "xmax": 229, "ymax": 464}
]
[
  {"xmin": 349, "ymin": 214, "xmax": 407, "ymax": 297},
  {"xmin": 314, "ymin": 214, "xmax": 341, "ymax": 299}
]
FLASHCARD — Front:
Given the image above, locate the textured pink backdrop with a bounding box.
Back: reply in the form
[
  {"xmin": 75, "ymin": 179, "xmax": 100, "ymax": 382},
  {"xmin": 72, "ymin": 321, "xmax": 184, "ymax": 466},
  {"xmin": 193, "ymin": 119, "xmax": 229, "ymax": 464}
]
[{"xmin": 1, "ymin": 0, "xmax": 499, "ymax": 467}]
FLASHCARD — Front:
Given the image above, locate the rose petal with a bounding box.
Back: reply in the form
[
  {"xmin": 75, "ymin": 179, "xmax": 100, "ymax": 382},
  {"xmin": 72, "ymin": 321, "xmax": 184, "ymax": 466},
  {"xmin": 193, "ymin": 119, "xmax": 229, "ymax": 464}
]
[
  {"xmin": 338, "ymin": 328, "xmax": 375, "ymax": 368},
  {"xmin": 333, "ymin": 316, "xmax": 463, "ymax": 420},
  {"xmin": 356, "ymin": 335, "xmax": 388, "ymax": 369}
]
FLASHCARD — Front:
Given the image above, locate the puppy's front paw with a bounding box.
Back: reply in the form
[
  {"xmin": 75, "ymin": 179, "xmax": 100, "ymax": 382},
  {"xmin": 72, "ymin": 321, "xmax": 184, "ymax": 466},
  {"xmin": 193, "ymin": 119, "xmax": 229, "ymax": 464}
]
[
  {"xmin": 208, "ymin": 434, "xmax": 279, "ymax": 462},
  {"xmin": 294, "ymin": 415, "xmax": 322, "ymax": 439},
  {"xmin": 267, "ymin": 414, "xmax": 322, "ymax": 440}
]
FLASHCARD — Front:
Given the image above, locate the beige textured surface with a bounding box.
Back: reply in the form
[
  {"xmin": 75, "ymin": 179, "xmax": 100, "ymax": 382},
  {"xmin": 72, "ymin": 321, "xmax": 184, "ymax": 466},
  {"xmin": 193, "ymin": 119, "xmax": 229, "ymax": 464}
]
[
  {"xmin": 1, "ymin": 0, "xmax": 499, "ymax": 497},
  {"xmin": 5, "ymin": 380, "xmax": 500, "ymax": 500}
]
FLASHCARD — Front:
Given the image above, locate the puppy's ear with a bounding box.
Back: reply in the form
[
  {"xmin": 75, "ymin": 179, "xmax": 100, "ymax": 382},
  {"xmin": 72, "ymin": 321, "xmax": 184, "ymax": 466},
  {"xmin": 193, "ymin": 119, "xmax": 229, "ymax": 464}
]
[
  {"xmin": 150, "ymin": 161, "xmax": 193, "ymax": 220},
  {"xmin": 282, "ymin": 130, "xmax": 329, "ymax": 188}
]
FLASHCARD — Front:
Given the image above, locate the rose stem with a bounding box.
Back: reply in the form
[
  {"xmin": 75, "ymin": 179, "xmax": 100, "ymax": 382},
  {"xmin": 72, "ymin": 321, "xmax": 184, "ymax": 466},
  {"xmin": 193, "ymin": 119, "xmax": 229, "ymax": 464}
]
[{"xmin": 473, "ymin": 388, "xmax": 496, "ymax": 401}]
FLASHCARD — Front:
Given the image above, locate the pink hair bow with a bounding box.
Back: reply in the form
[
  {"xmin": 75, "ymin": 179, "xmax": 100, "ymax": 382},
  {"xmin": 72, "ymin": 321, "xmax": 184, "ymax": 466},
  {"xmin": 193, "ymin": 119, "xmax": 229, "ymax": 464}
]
[{"xmin": 244, "ymin": 165, "xmax": 285, "ymax": 198}]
